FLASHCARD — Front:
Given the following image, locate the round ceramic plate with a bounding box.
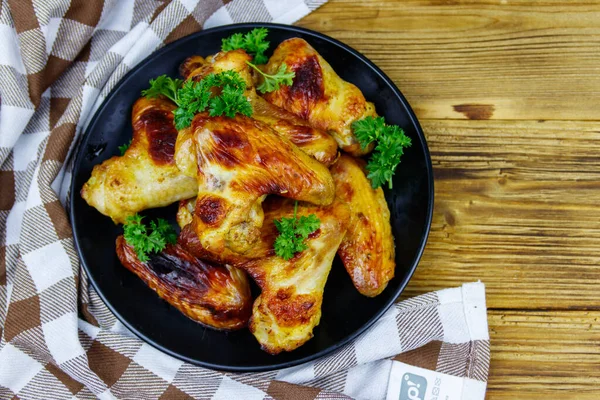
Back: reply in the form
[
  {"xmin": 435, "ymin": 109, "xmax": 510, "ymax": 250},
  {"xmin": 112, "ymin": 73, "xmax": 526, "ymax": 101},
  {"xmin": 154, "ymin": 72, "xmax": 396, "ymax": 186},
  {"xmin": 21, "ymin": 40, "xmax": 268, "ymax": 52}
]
[{"xmin": 70, "ymin": 23, "xmax": 433, "ymax": 372}]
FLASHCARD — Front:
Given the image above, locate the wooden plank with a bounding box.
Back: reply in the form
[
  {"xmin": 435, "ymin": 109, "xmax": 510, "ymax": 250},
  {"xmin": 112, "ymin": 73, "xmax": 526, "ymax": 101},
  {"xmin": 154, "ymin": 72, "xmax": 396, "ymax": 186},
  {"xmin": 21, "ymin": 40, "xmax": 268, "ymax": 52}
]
[
  {"xmin": 297, "ymin": 0, "xmax": 600, "ymax": 121},
  {"xmin": 397, "ymin": 119, "xmax": 600, "ymax": 309},
  {"xmin": 487, "ymin": 310, "xmax": 600, "ymax": 398}
]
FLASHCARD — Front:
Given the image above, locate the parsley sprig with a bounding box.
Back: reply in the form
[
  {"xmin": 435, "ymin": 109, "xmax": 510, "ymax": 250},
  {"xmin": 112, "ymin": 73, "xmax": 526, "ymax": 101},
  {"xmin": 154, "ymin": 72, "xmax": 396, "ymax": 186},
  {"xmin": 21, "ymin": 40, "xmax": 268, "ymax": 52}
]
[
  {"xmin": 141, "ymin": 75, "xmax": 183, "ymax": 104},
  {"xmin": 352, "ymin": 116, "xmax": 412, "ymax": 189},
  {"xmin": 221, "ymin": 28, "xmax": 295, "ymax": 94},
  {"xmin": 123, "ymin": 214, "xmax": 177, "ymax": 262},
  {"xmin": 273, "ymin": 201, "xmax": 321, "ymax": 260},
  {"xmin": 118, "ymin": 139, "xmax": 132, "ymax": 156},
  {"xmin": 222, "ymin": 27, "xmax": 270, "ymax": 64},
  {"xmin": 142, "ymin": 70, "xmax": 252, "ymax": 130},
  {"xmin": 246, "ymin": 62, "xmax": 295, "ymax": 94}
]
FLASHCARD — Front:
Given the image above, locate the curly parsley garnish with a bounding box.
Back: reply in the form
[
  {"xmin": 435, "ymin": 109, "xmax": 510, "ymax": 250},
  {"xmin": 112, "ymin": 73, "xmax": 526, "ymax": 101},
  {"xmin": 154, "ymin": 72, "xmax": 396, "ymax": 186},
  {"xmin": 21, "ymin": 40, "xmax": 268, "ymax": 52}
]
[
  {"xmin": 246, "ymin": 62, "xmax": 295, "ymax": 94},
  {"xmin": 118, "ymin": 139, "xmax": 132, "ymax": 156},
  {"xmin": 221, "ymin": 28, "xmax": 295, "ymax": 93},
  {"xmin": 123, "ymin": 214, "xmax": 177, "ymax": 262},
  {"xmin": 222, "ymin": 27, "xmax": 270, "ymax": 64},
  {"xmin": 273, "ymin": 201, "xmax": 320, "ymax": 260},
  {"xmin": 352, "ymin": 116, "xmax": 412, "ymax": 189},
  {"xmin": 142, "ymin": 70, "xmax": 252, "ymax": 130},
  {"xmin": 141, "ymin": 75, "xmax": 183, "ymax": 104}
]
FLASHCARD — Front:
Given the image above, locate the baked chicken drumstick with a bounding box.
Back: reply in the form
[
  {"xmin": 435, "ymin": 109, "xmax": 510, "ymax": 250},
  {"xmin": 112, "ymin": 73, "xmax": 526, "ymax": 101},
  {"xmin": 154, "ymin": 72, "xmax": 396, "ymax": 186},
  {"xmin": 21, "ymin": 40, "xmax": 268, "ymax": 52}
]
[{"xmin": 81, "ymin": 97, "xmax": 197, "ymax": 223}]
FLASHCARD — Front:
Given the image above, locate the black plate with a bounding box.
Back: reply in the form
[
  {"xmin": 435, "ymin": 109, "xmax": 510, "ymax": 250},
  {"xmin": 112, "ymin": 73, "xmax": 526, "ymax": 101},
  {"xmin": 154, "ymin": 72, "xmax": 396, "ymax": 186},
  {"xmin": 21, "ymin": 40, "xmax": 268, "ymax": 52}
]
[{"xmin": 70, "ymin": 23, "xmax": 433, "ymax": 372}]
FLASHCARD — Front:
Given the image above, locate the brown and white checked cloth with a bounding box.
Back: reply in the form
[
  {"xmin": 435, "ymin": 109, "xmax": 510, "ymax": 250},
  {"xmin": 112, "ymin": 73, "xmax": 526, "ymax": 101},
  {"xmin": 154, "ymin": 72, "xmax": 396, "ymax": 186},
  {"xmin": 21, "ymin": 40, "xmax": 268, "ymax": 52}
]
[{"xmin": 0, "ymin": 1, "xmax": 491, "ymax": 399}]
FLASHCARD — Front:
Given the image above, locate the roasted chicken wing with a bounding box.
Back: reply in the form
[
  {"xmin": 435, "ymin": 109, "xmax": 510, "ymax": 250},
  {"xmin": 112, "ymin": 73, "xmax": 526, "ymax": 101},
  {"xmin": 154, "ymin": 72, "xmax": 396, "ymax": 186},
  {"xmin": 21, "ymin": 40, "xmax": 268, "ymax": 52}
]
[
  {"xmin": 81, "ymin": 97, "xmax": 198, "ymax": 223},
  {"xmin": 179, "ymin": 51, "xmax": 339, "ymax": 165},
  {"xmin": 179, "ymin": 113, "xmax": 335, "ymax": 256},
  {"xmin": 331, "ymin": 155, "xmax": 395, "ymax": 297},
  {"xmin": 242, "ymin": 198, "xmax": 350, "ymax": 354},
  {"xmin": 263, "ymin": 38, "xmax": 377, "ymax": 156},
  {"xmin": 116, "ymin": 236, "xmax": 252, "ymax": 330}
]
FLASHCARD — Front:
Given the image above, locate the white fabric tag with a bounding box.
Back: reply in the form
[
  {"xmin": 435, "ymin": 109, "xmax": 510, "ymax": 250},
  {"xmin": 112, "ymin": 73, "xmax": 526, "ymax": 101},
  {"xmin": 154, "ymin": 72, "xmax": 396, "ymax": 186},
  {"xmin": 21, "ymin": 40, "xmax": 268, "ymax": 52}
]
[{"xmin": 386, "ymin": 361, "xmax": 466, "ymax": 400}]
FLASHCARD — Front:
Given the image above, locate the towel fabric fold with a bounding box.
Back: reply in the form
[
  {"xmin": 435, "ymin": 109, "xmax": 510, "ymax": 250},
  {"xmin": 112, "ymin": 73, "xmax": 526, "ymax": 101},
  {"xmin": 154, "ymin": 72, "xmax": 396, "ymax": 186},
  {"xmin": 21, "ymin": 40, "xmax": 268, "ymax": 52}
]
[{"xmin": 0, "ymin": 1, "xmax": 490, "ymax": 398}]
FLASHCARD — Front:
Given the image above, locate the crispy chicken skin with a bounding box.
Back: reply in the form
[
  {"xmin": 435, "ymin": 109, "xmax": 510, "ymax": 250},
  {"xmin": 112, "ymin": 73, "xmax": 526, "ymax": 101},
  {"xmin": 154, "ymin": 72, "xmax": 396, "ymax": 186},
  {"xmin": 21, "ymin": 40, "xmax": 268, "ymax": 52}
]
[
  {"xmin": 116, "ymin": 236, "xmax": 252, "ymax": 330},
  {"xmin": 81, "ymin": 97, "xmax": 198, "ymax": 223},
  {"xmin": 243, "ymin": 198, "xmax": 350, "ymax": 354},
  {"xmin": 263, "ymin": 38, "xmax": 377, "ymax": 156},
  {"xmin": 177, "ymin": 198, "xmax": 271, "ymax": 267},
  {"xmin": 250, "ymin": 95, "xmax": 338, "ymax": 166},
  {"xmin": 178, "ymin": 51, "xmax": 339, "ymax": 165},
  {"xmin": 181, "ymin": 113, "xmax": 335, "ymax": 255},
  {"xmin": 331, "ymin": 155, "xmax": 395, "ymax": 297}
]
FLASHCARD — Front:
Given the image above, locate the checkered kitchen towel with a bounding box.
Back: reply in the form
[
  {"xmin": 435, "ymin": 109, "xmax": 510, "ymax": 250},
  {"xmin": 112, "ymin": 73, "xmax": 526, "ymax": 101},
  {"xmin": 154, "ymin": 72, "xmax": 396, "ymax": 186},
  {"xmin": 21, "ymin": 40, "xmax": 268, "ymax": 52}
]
[{"xmin": 0, "ymin": 0, "xmax": 490, "ymax": 399}]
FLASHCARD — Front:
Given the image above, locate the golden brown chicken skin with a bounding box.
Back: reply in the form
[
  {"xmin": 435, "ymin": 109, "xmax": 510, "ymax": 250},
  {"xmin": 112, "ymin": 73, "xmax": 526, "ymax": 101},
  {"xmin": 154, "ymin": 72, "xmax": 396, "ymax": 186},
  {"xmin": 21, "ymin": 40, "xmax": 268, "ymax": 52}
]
[
  {"xmin": 331, "ymin": 155, "xmax": 396, "ymax": 297},
  {"xmin": 250, "ymin": 95, "xmax": 338, "ymax": 166},
  {"xmin": 81, "ymin": 97, "xmax": 198, "ymax": 223},
  {"xmin": 263, "ymin": 38, "xmax": 377, "ymax": 156},
  {"xmin": 116, "ymin": 236, "xmax": 252, "ymax": 330},
  {"xmin": 184, "ymin": 50, "xmax": 254, "ymax": 87},
  {"xmin": 179, "ymin": 51, "xmax": 339, "ymax": 165},
  {"xmin": 242, "ymin": 198, "xmax": 350, "ymax": 354},
  {"xmin": 180, "ymin": 113, "xmax": 335, "ymax": 256},
  {"xmin": 177, "ymin": 198, "xmax": 271, "ymax": 267}
]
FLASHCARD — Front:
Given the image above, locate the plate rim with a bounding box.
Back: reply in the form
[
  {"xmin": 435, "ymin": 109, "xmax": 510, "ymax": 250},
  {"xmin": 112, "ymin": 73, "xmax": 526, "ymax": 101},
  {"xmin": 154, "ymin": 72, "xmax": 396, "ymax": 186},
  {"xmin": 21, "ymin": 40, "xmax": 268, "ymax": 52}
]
[{"xmin": 69, "ymin": 22, "xmax": 434, "ymax": 372}]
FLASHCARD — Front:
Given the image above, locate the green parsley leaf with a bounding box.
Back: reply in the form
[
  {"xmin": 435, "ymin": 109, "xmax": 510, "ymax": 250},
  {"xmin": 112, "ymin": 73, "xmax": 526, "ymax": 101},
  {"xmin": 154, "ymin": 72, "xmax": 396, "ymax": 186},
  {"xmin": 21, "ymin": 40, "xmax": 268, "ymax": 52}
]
[
  {"xmin": 143, "ymin": 70, "xmax": 253, "ymax": 130},
  {"xmin": 210, "ymin": 70, "xmax": 248, "ymax": 89},
  {"xmin": 273, "ymin": 201, "xmax": 320, "ymax": 260},
  {"xmin": 351, "ymin": 116, "xmax": 412, "ymax": 189},
  {"xmin": 243, "ymin": 27, "xmax": 269, "ymax": 64},
  {"xmin": 118, "ymin": 139, "xmax": 132, "ymax": 156},
  {"xmin": 352, "ymin": 116, "xmax": 386, "ymax": 150},
  {"xmin": 221, "ymin": 33, "xmax": 245, "ymax": 52},
  {"xmin": 247, "ymin": 62, "xmax": 295, "ymax": 94},
  {"xmin": 141, "ymin": 75, "xmax": 183, "ymax": 103},
  {"xmin": 221, "ymin": 28, "xmax": 270, "ymax": 64},
  {"xmin": 209, "ymin": 85, "xmax": 253, "ymax": 118},
  {"xmin": 123, "ymin": 214, "xmax": 177, "ymax": 262},
  {"xmin": 173, "ymin": 107, "xmax": 195, "ymax": 131},
  {"xmin": 150, "ymin": 218, "xmax": 177, "ymax": 245}
]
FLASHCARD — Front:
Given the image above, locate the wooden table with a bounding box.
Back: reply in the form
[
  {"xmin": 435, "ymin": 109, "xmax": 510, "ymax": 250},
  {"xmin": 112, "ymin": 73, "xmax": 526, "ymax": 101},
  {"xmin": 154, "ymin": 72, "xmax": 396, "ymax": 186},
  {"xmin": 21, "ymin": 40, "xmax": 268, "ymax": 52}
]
[{"xmin": 298, "ymin": 1, "xmax": 600, "ymax": 398}]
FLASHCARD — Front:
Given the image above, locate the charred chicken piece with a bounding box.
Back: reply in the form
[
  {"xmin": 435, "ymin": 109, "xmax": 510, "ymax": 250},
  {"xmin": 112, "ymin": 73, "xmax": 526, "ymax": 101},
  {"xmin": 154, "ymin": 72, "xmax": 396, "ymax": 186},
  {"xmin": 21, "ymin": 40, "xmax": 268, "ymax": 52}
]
[
  {"xmin": 116, "ymin": 236, "xmax": 251, "ymax": 330},
  {"xmin": 81, "ymin": 97, "xmax": 197, "ymax": 223},
  {"xmin": 331, "ymin": 155, "xmax": 396, "ymax": 297},
  {"xmin": 262, "ymin": 38, "xmax": 378, "ymax": 156}
]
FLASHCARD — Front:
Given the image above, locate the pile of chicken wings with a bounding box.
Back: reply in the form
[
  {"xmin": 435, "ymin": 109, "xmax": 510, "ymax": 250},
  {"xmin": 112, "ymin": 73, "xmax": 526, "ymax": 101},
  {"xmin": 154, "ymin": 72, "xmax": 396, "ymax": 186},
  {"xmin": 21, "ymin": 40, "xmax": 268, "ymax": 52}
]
[{"xmin": 81, "ymin": 38, "xmax": 396, "ymax": 354}]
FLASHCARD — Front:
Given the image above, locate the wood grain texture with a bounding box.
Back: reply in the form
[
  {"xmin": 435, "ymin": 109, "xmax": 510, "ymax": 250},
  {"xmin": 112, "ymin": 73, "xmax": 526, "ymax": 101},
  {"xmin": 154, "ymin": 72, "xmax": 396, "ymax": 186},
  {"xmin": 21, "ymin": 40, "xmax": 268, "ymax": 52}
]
[
  {"xmin": 298, "ymin": 0, "xmax": 600, "ymax": 120},
  {"xmin": 298, "ymin": 0, "xmax": 600, "ymax": 397},
  {"xmin": 401, "ymin": 119, "xmax": 600, "ymax": 309},
  {"xmin": 488, "ymin": 310, "xmax": 600, "ymax": 398}
]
